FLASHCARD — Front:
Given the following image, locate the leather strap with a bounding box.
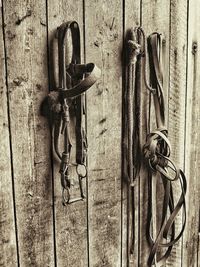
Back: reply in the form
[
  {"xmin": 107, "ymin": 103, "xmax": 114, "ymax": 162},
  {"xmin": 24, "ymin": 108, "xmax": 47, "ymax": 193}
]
[
  {"xmin": 57, "ymin": 21, "xmax": 101, "ymax": 98},
  {"xmin": 144, "ymin": 32, "xmax": 187, "ymax": 266},
  {"xmin": 126, "ymin": 28, "xmax": 187, "ymax": 266},
  {"xmin": 60, "ymin": 63, "xmax": 101, "ymax": 98},
  {"xmin": 48, "ymin": 21, "xmax": 100, "ymax": 204}
]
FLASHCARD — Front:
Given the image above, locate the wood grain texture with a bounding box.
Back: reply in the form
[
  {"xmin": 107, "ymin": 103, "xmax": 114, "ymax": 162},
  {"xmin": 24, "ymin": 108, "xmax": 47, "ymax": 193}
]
[
  {"xmin": 182, "ymin": 0, "xmax": 200, "ymax": 266},
  {"xmin": 0, "ymin": 5, "xmax": 18, "ymax": 267},
  {"xmin": 141, "ymin": 0, "xmax": 170, "ymax": 266},
  {"xmin": 167, "ymin": 0, "xmax": 188, "ymax": 266},
  {"xmin": 85, "ymin": 0, "xmax": 122, "ymax": 266},
  {"xmin": 1, "ymin": 1, "xmax": 200, "ymax": 266},
  {"xmin": 47, "ymin": 1, "xmax": 88, "ymax": 266},
  {"xmin": 198, "ymin": 234, "xmax": 200, "ymax": 267},
  {"xmin": 3, "ymin": 1, "xmax": 54, "ymax": 266},
  {"xmin": 123, "ymin": 1, "xmax": 140, "ymax": 266},
  {"xmin": 125, "ymin": 0, "xmax": 140, "ymax": 29}
]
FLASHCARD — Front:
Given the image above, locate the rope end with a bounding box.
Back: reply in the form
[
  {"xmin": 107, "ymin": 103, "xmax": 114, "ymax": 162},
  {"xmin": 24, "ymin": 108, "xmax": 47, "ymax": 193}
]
[{"xmin": 127, "ymin": 40, "xmax": 141, "ymax": 64}]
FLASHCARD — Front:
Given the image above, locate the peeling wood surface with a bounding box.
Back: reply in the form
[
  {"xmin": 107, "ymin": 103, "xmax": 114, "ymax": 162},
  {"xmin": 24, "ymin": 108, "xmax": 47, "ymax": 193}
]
[
  {"xmin": 0, "ymin": 0, "xmax": 200, "ymax": 266},
  {"xmin": 0, "ymin": 5, "xmax": 18, "ymax": 267},
  {"xmin": 182, "ymin": 0, "xmax": 200, "ymax": 266},
  {"xmin": 85, "ymin": 1, "xmax": 122, "ymax": 266},
  {"xmin": 2, "ymin": 1, "xmax": 54, "ymax": 266},
  {"xmin": 167, "ymin": 0, "xmax": 188, "ymax": 266}
]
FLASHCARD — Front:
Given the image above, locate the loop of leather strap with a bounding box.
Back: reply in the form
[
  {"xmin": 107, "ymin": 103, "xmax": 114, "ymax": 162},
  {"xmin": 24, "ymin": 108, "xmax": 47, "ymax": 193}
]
[
  {"xmin": 57, "ymin": 21, "xmax": 101, "ymax": 98},
  {"xmin": 59, "ymin": 63, "xmax": 101, "ymax": 98},
  {"xmin": 126, "ymin": 28, "xmax": 187, "ymax": 266},
  {"xmin": 48, "ymin": 21, "xmax": 100, "ymax": 204},
  {"xmin": 52, "ymin": 21, "xmax": 101, "ymax": 161},
  {"xmin": 144, "ymin": 32, "xmax": 187, "ymax": 266}
]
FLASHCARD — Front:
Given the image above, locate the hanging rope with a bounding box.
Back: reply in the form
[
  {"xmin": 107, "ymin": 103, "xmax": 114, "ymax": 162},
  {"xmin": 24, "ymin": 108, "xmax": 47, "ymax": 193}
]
[
  {"xmin": 126, "ymin": 27, "xmax": 187, "ymax": 266},
  {"xmin": 125, "ymin": 29, "xmax": 141, "ymax": 261}
]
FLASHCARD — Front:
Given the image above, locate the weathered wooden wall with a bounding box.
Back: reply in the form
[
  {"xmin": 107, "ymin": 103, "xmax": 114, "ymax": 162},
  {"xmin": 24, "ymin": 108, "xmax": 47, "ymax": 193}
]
[{"xmin": 0, "ymin": 0, "xmax": 200, "ymax": 266}]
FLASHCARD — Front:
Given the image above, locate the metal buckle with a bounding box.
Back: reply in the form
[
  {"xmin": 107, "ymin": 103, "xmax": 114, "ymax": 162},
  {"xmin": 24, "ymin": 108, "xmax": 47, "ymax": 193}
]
[{"xmin": 61, "ymin": 163, "xmax": 87, "ymax": 205}]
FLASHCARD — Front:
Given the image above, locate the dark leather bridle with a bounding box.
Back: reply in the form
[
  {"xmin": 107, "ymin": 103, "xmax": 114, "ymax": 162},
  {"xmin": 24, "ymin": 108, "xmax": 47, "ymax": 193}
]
[
  {"xmin": 125, "ymin": 27, "xmax": 187, "ymax": 266},
  {"xmin": 48, "ymin": 21, "xmax": 101, "ymax": 205}
]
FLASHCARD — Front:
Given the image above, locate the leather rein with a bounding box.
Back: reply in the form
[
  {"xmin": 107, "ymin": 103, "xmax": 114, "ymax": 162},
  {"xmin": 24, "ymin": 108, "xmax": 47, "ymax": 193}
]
[
  {"xmin": 126, "ymin": 27, "xmax": 187, "ymax": 266},
  {"xmin": 48, "ymin": 21, "xmax": 101, "ymax": 205}
]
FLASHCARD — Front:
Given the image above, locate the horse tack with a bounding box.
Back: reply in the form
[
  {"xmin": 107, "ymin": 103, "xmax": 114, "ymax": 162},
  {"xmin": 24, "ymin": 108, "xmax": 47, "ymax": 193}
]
[
  {"xmin": 125, "ymin": 27, "xmax": 187, "ymax": 266},
  {"xmin": 45, "ymin": 19, "xmax": 186, "ymax": 264},
  {"xmin": 123, "ymin": 29, "xmax": 140, "ymax": 258},
  {"xmin": 48, "ymin": 21, "xmax": 101, "ymax": 205}
]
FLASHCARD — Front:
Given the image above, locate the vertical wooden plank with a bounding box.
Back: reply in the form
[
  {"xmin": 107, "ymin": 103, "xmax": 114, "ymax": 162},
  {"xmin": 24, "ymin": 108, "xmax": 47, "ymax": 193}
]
[
  {"xmin": 47, "ymin": 1, "xmax": 88, "ymax": 266},
  {"xmin": 167, "ymin": 0, "xmax": 188, "ymax": 266},
  {"xmin": 123, "ymin": 1, "xmax": 140, "ymax": 266},
  {"xmin": 85, "ymin": 1, "xmax": 122, "ymax": 266},
  {"xmin": 141, "ymin": 1, "xmax": 170, "ymax": 266},
  {"xmin": 125, "ymin": 0, "xmax": 140, "ymax": 30},
  {"xmin": 198, "ymin": 234, "xmax": 200, "ymax": 267},
  {"xmin": 0, "ymin": 5, "xmax": 18, "ymax": 267},
  {"xmin": 3, "ymin": 1, "xmax": 55, "ymax": 266},
  {"xmin": 182, "ymin": 0, "xmax": 200, "ymax": 266}
]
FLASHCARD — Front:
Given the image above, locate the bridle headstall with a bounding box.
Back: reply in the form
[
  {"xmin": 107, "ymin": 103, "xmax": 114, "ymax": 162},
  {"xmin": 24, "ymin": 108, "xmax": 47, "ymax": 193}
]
[{"xmin": 47, "ymin": 21, "xmax": 101, "ymax": 205}]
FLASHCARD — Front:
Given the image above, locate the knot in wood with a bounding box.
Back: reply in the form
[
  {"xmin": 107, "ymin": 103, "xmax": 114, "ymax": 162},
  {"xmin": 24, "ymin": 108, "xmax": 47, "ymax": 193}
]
[{"xmin": 192, "ymin": 42, "xmax": 198, "ymax": 55}]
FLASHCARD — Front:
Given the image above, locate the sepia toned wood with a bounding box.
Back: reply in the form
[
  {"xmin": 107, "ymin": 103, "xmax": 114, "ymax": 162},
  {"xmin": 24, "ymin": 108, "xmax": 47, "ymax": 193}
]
[
  {"xmin": 3, "ymin": 1, "xmax": 55, "ymax": 266},
  {"xmin": 0, "ymin": 6, "xmax": 18, "ymax": 267},
  {"xmin": 122, "ymin": 1, "xmax": 140, "ymax": 266},
  {"xmin": 141, "ymin": 0, "xmax": 170, "ymax": 266},
  {"xmin": 85, "ymin": 0, "xmax": 122, "ymax": 266},
  {"xmin": 0, "ymin": 1, "xmax": 200, "ymax": 266},
  {"xmin": 124, "ymin": 0, "xmax": 140, "ymax": 31},
  {"xmin": 47, "ymin": 1, "xmax": 89, "ymax": 266},
  {"xmin": 182, "ymin": 0, "xmax": 200, "ymax": 266},
  {"xmin": 198, "ymin": 234, "xmax": 200, "ymax": 267},
  {"xmin": 166, "ymin": 0, "xmax": 188, "ymax": 266}
]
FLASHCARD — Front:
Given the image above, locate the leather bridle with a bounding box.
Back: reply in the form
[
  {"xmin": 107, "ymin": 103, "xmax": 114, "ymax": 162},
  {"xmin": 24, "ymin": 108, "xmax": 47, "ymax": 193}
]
[
  {"xmin": 48, "ymin": 21, "xmax": 101, "ymax": 205},
  {"xmin": 126, "ymin": 27, "xmax": 187, "ymax": 266}
]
